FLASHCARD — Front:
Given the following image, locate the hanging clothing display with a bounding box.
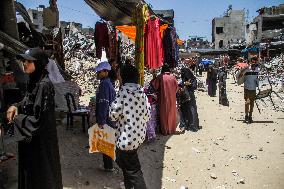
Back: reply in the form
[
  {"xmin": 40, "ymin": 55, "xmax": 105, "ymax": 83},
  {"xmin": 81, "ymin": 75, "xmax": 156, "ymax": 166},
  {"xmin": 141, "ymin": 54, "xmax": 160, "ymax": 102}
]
[
  {"xmin": 163, "ymin": 27, "xmax": 174, "ymax": 67},
  {"xmin": 171, "ymin": 27, "xmax": 179, "ymax": 67},
  {"xmin": 162, "ymin": 27, "xmax": 179, "ymax": 68},
  {"xmin": 108, "ymin": 26, "xmax": 118, "ymax": 61},
  {"xmin": 133, "ymin": 4, "xmax": 149, "ymax": 85},
  {"xmin": 94, "ymin": 21, "xmax": 109, "ymax": 59},
  {"xmin": 145, "ymin": 17, "xmax": 164, "ymax": 69},
  {"xmin": 116, "ymin": 25, "xmax": 136, "ymax": 41},
  {"xmin": 159, "ymin": 24, "xmax": 168, "ymax": 39},
  {"xmin": 116, "ymin": 24, "xmax": 168, "ymax": 42}
]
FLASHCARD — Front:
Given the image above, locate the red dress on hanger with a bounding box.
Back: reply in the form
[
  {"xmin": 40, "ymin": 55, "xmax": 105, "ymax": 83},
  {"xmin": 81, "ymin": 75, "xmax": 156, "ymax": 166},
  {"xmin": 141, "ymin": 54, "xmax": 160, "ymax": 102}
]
[{"xmin": 145, "ymin": 18, "xmax": 164, "ymax": 69}]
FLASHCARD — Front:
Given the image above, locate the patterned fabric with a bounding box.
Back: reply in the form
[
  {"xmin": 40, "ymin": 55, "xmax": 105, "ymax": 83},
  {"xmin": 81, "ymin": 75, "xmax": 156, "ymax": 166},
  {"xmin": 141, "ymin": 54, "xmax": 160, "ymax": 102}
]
[
  {"xmin": 170, "ymin": 27, "xmax": 179, "ymax": 67},
  {"xmin": 109, "ymin": 83, "xmax": 151, "ymax": 150},
  {"xmin": 162, "ymin": 27, "xmax": 179, "ymax": 68},
  {"xmin": 146, "ymin": 104, "xmax": 157, "ymax": 140},
  {"xmin": 133, "ymin": 4, "xmax": 149, "ymax": 85}
]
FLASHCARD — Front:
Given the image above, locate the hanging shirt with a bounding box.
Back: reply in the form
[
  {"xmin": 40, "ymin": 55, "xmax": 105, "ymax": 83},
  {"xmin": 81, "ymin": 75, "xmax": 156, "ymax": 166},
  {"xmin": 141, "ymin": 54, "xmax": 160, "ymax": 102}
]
[{"xmin": 94, "ymin": 22, "xmax": 109, "ymax": 59}]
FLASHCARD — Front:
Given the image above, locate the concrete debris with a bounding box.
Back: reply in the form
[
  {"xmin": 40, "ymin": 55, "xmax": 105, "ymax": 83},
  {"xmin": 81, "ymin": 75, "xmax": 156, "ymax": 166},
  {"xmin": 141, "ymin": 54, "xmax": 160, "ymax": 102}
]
[
  {"xmin": 237, "ymin": 178, "xmax": 245, "ymax": 184},
  {"xmin": 214, "ymin": 186, "xmax": 226, "ymax": 189},
  {"xmin": 210, "ymin": 173, "xmax": 217, "ymax": 179},
  {"xmin": 165, "ymin": 177, "xmax": 177, "ymax": 182},
  {"xmin": 192, "ymin": 147, "xmax": 201, "ymax": 154},
  {"xmin": 180, "ymin": 186, "xmax": 188, "ymax": 189},
  {"xmin": 244, "ymin": 155, "xmax": 258, "ymax": 160},
  {"xmin": 104, "ymin": 187, "xmax": 114, "ymax": 189},
  {"xmin": 232, "ymin": 170, "xmax": 239, "ymax": 176},
  {"xmin": 63, "ymin": 31, "xmax": 95, "ymax": 60}
]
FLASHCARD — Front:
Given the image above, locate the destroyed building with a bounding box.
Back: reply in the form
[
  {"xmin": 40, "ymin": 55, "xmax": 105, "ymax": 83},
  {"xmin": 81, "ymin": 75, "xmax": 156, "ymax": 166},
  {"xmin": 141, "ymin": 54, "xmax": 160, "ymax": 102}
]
[
  {"xmin": 246, "ymin": 3, "xmax": 284, "ymax": 45},
  {"xmin": 212, "ymin": 8, "xmax": 246, "ymax": 49},
  {"xmin": 26, "ymin": 6, "xmax": 44, "ymax": 32}
]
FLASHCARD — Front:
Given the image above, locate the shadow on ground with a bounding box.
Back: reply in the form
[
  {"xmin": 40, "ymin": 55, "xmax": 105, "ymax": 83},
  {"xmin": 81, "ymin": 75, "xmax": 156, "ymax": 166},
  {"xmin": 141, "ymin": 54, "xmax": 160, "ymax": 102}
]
[
  {"xmin": 2, "ymin": 117, "xmax": 171, "ymax": 189},
  {"xmin": 236, "ymin": 119, "xmax": 274, "ymax": 124}
]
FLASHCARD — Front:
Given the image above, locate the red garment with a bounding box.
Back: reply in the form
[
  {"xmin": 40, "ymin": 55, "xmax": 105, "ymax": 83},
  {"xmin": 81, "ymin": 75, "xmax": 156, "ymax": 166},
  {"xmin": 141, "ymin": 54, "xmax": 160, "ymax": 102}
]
[
  {"xmin": 152, "ymin": 72, "xmax": 178, "ymax": 135},
  {"xmin": 145, "ymin": 18, "xmax": 164, "ymax": 69},
  {"xmin": 94, "ymin": 22, "xmax": 109, "ymax": 59}
]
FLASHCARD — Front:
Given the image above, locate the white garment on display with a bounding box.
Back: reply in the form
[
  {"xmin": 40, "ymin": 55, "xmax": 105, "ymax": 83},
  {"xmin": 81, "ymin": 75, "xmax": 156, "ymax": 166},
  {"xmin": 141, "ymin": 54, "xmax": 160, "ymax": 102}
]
[
  {"xmin": 47, "ymin": 59, "xmax": 65, "ymax": 83},
  {"xmin": 100, "ymin": 50, "xmax": 108, "ymax": 62}
]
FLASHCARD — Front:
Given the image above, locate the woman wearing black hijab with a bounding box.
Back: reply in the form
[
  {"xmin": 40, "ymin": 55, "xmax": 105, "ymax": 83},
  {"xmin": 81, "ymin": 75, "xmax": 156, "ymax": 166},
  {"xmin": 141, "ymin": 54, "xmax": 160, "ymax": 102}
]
[
  {"xmin": 6, "ymin": 48, "xmax": 63, "ymax": 189},
  {"xmin": 178, "ymin": 68, "xmax": 200, "ymax": 132}
]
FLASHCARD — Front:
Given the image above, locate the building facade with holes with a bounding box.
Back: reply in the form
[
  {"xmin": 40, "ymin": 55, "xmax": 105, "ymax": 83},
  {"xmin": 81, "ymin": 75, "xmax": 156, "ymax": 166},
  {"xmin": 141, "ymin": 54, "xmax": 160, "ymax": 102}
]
[{"xmin": 212, "ymin": 10, "xmax": 245, "ymax": 49}]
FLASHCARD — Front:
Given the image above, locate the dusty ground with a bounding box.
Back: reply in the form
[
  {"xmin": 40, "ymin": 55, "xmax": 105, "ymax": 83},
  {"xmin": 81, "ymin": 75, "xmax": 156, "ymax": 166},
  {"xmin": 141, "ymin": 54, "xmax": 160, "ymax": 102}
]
[{"xmin": 2, "ymin": 73, "xmax": 284, "ymax": 189}]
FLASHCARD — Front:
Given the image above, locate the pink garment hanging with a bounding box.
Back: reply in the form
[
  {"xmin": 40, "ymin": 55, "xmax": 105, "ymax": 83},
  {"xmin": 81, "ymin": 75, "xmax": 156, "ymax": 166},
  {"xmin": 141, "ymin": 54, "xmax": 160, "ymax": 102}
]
[{"xmin": 145, "ymin": 18, "xmax": 164, "ymax": 69}]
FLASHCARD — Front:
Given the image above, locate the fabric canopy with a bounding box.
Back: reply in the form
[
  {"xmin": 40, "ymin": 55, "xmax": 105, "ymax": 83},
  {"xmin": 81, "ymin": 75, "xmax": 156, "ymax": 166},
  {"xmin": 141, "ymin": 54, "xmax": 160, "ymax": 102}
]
[
  {"xmin": 116, "ymin": 25, "xmax": 136, "ymax": 41},
  {"xmin": 84, "ymin": 0, "xmax": 140, "ymax": 25},
  {"xmin": 116, "ymin": 24, "xmax": 169, "ymax": 41}
]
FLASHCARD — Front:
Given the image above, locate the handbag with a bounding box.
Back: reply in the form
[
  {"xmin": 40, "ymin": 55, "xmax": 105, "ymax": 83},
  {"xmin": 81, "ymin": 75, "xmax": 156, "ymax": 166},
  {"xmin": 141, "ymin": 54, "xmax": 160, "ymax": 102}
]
[{"xmin": 88, "ymin": 124, "xmax": 116, "ymax": 160}]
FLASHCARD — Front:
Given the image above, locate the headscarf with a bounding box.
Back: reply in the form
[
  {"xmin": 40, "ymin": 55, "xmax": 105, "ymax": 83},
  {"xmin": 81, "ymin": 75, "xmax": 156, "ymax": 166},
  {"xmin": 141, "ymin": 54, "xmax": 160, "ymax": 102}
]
[
  {"xmin": 27, "ymin": 49, "xmax": 49, "ymax": 92},
  {"xmin": 161, "ymin": 64, "xmax": 170, "ymax": 74},
  {"xmin": 181, "ymin": 67, "xmax": 195, "ymax": 82}
]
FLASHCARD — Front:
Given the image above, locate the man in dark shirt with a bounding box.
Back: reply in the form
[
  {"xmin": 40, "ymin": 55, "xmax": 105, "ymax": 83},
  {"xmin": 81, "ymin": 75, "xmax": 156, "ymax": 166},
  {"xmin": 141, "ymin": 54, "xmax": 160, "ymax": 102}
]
[{"xmin": 95, "ymin": 61, "xmax": 116, "ymax": 171}]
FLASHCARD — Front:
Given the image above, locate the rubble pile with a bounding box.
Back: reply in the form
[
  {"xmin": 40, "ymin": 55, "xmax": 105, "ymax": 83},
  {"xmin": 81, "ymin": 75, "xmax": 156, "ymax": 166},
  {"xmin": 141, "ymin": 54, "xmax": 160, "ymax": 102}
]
[
  {"xmin": 65, "ymin": 57, "xmax": 99, "ymax": 97},
  {"xmin": 120, "ymin": 42, "xmax": 135, "ymax": 62},
  {"xmin": 260, "ymin": 54, "xmax": 284, "ymax": 88},
  {"xmin": 63, "ymin": 31, "xmax": 95, "ymax": 60}
]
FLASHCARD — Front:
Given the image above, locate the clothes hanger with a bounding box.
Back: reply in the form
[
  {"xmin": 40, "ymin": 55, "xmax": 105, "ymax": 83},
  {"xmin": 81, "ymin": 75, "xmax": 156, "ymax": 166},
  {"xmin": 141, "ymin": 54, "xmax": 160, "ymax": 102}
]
[{"xmin": 150, "ymin": 15, "xmax": 156, "ymax": 21}]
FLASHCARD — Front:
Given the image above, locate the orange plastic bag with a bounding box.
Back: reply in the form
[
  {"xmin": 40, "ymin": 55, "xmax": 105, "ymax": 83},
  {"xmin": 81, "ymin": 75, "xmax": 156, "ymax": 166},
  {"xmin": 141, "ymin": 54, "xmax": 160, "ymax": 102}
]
[{"xmin": 88, "ymin": 124, "xmax": 116, "ymax": 160}]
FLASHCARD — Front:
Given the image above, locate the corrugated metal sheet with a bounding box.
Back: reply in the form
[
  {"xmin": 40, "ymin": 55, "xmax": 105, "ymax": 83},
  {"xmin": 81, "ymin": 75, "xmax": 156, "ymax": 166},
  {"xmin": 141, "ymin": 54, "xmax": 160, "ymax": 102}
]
[{"xmin": 84, "ymin": 0, "xmax": 141, "ymax": 25}]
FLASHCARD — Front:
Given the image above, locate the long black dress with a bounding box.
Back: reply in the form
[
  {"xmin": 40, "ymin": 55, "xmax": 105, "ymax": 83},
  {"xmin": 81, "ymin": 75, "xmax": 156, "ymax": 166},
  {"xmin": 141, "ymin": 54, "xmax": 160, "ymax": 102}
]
[
  {"xmin": 178, "ymin": 78, "xmax": 200, "ymax": 131},
  {"xmin": 218, "ymin": 70, "xmax": 229, "ymax": 106},
  {"xmin": 13, "ymin": 76, "xmax": 63, "ymax": 189},
  {"xmin": 207, "ymin": 69, "xmax": 217, "ymax": 97}
]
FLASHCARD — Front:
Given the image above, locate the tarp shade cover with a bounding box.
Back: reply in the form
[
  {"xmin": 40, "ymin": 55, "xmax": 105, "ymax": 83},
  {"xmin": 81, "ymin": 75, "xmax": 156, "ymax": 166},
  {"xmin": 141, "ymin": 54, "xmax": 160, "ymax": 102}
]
[{"xmin": 84, "ymin": 0, "xmax": 141, "ymax": 26}]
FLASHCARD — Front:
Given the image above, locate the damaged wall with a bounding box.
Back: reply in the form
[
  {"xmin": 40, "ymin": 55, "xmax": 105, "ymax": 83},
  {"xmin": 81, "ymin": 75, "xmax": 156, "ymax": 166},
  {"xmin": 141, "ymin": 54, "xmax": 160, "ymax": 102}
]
[{"xmin": 212, "ymin": 10, "xmax": 245, "ymax": 49}]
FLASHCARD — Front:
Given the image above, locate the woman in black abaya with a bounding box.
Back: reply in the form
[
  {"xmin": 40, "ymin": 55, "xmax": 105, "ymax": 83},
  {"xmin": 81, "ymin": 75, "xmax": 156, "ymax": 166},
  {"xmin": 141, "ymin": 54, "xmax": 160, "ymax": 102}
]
[
  {"xmin": 7, "ymin": 48, "xmax": 63, "ymax": 189},
  {"xmin": 178, "ymin": 68, "xmax": 200, "ymax": 132}
]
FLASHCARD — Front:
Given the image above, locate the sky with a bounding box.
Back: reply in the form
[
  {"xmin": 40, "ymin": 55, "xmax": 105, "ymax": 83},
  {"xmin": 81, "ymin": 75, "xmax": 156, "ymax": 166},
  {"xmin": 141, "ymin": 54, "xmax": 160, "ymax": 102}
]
[{"xmin": 17, "ymin": 0, "xmax": 283, "ymax": 41}]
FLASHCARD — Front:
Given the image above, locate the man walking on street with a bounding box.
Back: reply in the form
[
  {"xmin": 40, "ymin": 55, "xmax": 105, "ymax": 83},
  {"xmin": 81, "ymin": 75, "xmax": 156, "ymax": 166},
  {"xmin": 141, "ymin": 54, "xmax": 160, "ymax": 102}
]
[{"xmin": 240, "ymin": 57, "xmax": 259, "ymax": 124}]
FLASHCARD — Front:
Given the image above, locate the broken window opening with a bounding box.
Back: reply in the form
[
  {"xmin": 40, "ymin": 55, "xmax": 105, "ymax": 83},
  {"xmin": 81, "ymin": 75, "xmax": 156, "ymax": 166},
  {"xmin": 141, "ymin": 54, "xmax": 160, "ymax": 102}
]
[
  {"xmin": 216, "ymin": 27, "xmax": 223, "ymax": 34},
  {"xmin": 219, "ymin": 40, "xmax": 223, "ymax": 48}
]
